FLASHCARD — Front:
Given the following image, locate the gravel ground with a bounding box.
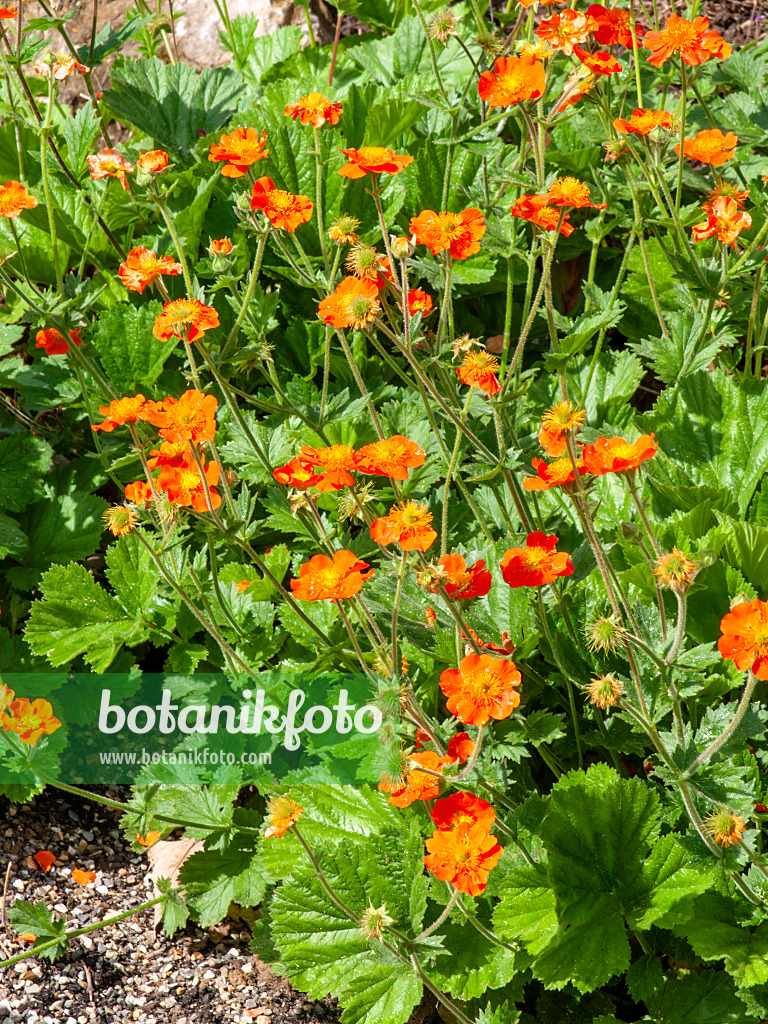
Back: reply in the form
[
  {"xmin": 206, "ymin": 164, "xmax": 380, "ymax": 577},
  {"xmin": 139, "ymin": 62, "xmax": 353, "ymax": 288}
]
[{"xmin": 0, "ymin": 789, "xmax": 342, "ymax": 1024}]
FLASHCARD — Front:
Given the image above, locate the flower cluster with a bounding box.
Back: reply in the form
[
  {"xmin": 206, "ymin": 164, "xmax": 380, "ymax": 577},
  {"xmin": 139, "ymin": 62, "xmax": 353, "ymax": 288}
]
[
  {"xmin": 273, "ymin": 436, "xmax": 426, "ymax": 494},
  {"xmin": 424, "ymin": 793, "xmax": 503, "ymax": 895},
  {"xmin": 1, "ymin": 688, "xmax": 61, "ymax": 745}
]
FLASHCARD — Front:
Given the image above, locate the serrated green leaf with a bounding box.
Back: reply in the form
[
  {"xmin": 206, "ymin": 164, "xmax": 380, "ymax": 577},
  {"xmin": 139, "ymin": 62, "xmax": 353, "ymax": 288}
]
[
  {"xmin": 9, "ymin": 900, "xmax": 68, "ymax": 960},
  {"xmin": 92, "ymin": 300, "xmax": 174, "ymax": 395},
  {"xmin": 24, "ymin": 563, "xmax": 145, "ymax": 672},
  {"xmin": 494, "ymin": 864, "xmax": 558, "ymax": 956},
  {"xmin": 180, "ymin": 841, "xmax": 271, "ymax": 928},
  {"xmin": 61, "ymin": 105, "xmax": 101, "ymax": 175},
  {"xmin": 104, "ymin": 532, "xmax": 160, "ymax": 616},
  {"xmin": 0, "ymin": 433, "xmax": 53, "ymax": 511},
  {"xmin": 156, "ymin": 876, "xmax": 190, "ymax": 938}
]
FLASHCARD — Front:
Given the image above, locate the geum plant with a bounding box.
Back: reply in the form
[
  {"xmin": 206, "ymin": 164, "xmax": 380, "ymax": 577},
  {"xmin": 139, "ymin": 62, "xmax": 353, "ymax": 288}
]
[{"xmin": 3, "ymin": 0, "xmax": 768, "ymax": 1019}]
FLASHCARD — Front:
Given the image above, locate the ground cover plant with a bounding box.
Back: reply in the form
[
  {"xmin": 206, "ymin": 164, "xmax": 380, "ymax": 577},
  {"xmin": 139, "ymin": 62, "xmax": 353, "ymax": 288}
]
[{"xmin": 2, "ymin": 0, "xmax": 768, "ymax": 1020}]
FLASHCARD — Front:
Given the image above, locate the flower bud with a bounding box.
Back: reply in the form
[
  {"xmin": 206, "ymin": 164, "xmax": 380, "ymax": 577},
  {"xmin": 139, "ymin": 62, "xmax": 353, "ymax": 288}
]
[
  {"xmin": 360, "ymin": 902, "xmax": 395, "ymax": 941},
  {"xmin": 391, "ymin": 235, "xmax": 414, "ymax": 259}
]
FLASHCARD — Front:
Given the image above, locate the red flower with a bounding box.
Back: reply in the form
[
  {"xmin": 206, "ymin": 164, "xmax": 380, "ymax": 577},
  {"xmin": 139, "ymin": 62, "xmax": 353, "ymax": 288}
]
[
  {"xmin": 35, "ymin": 328, "xmax": 83, "ymax": 356},
  {"xmin": 424, "ymin": 823, "xmax": 503, "ymax": 895},
  {"xmin": 285, "ymin": 92, "xmax": 342, "ymax": 127},
  {"xmin": 439, "ymin": 654, "xmax": 521, "ymax": 726},
  {"xmin": 338, "ymin": 146, "xmax": 413, "ymax": 179},
  {"xmin": 290, "ymin": 550, "xmax": 375, "ymax": 601},
  {"xmin": 457, "ymin": 351, "xmax": 501, "ymax": 395},
  {"xmin": 370, "ymin": 501, "xmax": 437, "ymax": 551},
  {"xmin": 118, "ymin": 247, "xmax": 183, "ymax": 293},
  {"xmin": 208, "ymin": 127, "xmax": 268, "ymax": 177},
  {"xmin": 718, "ymin": 599, "xmax": 768, "ymax": 679},
  {"xmin": 317, "ymin": 276, "xmax": 381, "ymax": 329},
  {"xmin": 643, "ymin": 14, "xmax": 730, "ymax": 67},
  {"xmin": 587, "ymin": 4, "xmax": 645, "ymax": 47},
  {"xmin": 298, "ymin": 444, "xmax": 357, "ymax": 491},
  {"xmin": 125, "ymin": 481, "xmax": 153, "ymax": 505},
  {"xmin": 92, "ymin": 394, "xmax": 147, "ymax": 432},
  {"xmin": 153, "ymin": 299, "xmax": 220, "ymax": 343},
  {"xmin": 407, "ymin": 289, "xmax": 433, "ymax": 316},
  {"xmin": 250, "ymin": 176, "xmax": 314, "ymax": 232},
  {"xmin": 431, "ymin": 792, "xmax": 495, "ymax": 831},
  {"xmin": 477, "ymin": 54, "xmax": 546, "ymax": 107},
  {"xmin": 523, "ymin": 455, "xmax": 587, "ymax": 491},
  {"xmin": 445, "ymin": 733, "xmax": 476, "ymax": 765},
  {"xmin": 581, "ymin": 434, "xmax": 658, "ymax": 475},
  {"xmin": 409, "ymin": 208, "xmax": 486, "ymax": 259},
  {"xmin": 354, "ymin": 435, "xmax": 426, "ymax": 481},
  {"xmin": 156, "ymin": 451, "xmax": 222, "ymax": 512},
  {"xmin": 573, "ymin": 44, "xmax": 622, "ymax": 76},
  {"xmin": 500, "ymin": 531, "xmax": 575, "ymax": 587},
  {"xmin": 438, "ymin": 554, "xmax": 492, "ymax": 600},
  {"xmin": 0, "ymin": 180, "xmax": 37, "ymax": 218},
  {"xmin": 272, "ymin": 457, "xmax": 323, "ymax": 490},
  {"xmin": 510, "ymin": 194, "xmax": 575, "ymax": 236}
]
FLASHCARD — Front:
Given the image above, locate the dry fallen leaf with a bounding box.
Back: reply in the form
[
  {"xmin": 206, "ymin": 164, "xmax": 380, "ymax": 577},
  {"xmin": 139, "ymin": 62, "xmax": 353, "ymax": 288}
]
[{"xmin": 145, "ymin": 837, "xmax": 204, "ymax": 929}]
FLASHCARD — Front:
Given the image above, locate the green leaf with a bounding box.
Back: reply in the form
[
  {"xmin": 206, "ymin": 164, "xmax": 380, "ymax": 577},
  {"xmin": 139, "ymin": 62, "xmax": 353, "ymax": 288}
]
[
  {"xmin": 627, "ymin": 834, "xmax": 715, "ymax": 931},
  {"xmin": 0, "ymin": 433, "xmax": 53, "ymax": 511},
  {"xmin": 78, "ymin": 13, "xmax": 154, "ymax": 64},
  {"xmin": 92, "ymin": 301, "xmax": 174, "ymax": 395},
  {"xmin": 627, "ymin": 955, "xmax": 752, "ymax": 1023},
  {"xmin": 180, "ymin": 841, "xmax": 272, "ymax": 928},
  {"xmin": 534, "ymin": 764, "xmax": 661, "ymax": 992},
  {"xmin": 104, "ymin": 532, "xmax": 160, "ymax": 616},
  {"xmin": 24, "ymin": 563, "xmax": 146, "ymax": 672},
  {"xmin": 270, "ymin": 845, "xmax": 422, "ymax": 1024},
  {"xmin": 0, "ymin": 511, "xmax": 28, "ymax": 558},
  {"xmin": 103, "ymin": 57, "xmax": 246, "ymax": 158},
  {"xmin": 156, "ymin": 876, "xmax": 190, "ymax": 938},
  {"xmin": 60, "ymin": 105, "xmax": 101, "ymax": 176},
  {"xmin": 8, "ymin": 492, "xmax": 108, "ymax": 587},
  {"xmin": 9, "ymin": 900, "xmax": 68, "ymax": 960},
  {"xmin": 713, "ymin": 514, "xmax": 768, "ymax": 597},
  {"xmin": 494, "ymin": 864, "xmax": 558, "ymax": 956},
  {"xmin": 634, "ymin": 313, "xmax": 731, "ymax": 386}
]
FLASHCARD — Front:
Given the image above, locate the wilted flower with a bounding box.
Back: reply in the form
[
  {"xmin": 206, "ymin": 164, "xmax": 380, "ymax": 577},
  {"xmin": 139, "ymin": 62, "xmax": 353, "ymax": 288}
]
[{"xmin": 587, "ymin": 674, "xmax": 624, "ymax": 709}]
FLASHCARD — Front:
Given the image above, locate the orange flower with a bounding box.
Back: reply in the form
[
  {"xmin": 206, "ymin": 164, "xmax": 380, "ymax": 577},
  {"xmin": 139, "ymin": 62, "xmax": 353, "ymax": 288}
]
[
  {"xmin": 125, "ymin": 481, "xmax": 154, "ymax": 505},
  {"xmin": 654, "ymin": 548, "xmax": 698, "ymax": 592},
  {"xmin": 523, "ymin": 455, "xmax": 587, "ymax": 491},
  {"xmin": 643, "ymin": 14, "xmax": 731, "ymax": 67},
  {"xmin": 250, "ymin": 176, "xmax": 314, "ymax": 232},
  {"xmin": 0, "ymin": 180, "xmax": 37, "ymax": 218},
  {"xmin": 317, "ymin": 276, "xmax": 380, "ymax": 329},
  {"xmin": 407, "ymin": 289, "xmax": 433, "ymax": 317},
  {"xmin": 587, "ymin": 3, "xmax": 645, "ymax": 47},
  {"xmin": 676, "ymin": 128, "xmax": 737, "ymax": 166},
  {"xmin": 573, "ymin": 44, "xmax": 622, "ymax": 76},
  {"xmin": 383, "ymin": 751, "xmax": 446, "ymax": 807},
  {"xmin": 438, "ymin": 554, "xmax": 492, "ymax": 600},
  {"xmin": 118, "ymin": 246, "xmax": 183, "ymax": 294},
  {"xmin": 409, "ymin": 208, "xmax": 486, "ymax": 260},
  {"xmin": 431, "ymin": 792, "xmax": 495, "ymax": 832},
  {"xmin": 613, "ymin": 108, "xmax": 674, "ymax": 135},
  {"xmin": 0, "ymin": 6, "xmax": 17, "ymax": 16},
  {"xmin": 500, "ymin": 531, "xmax": 575, "ymax": 588},
  {"xmin": 510, "ymin": 194, "xmax": 575, "ymax": 235},
  {"xmin": 234, "ymin": 580, "xmax": 250, "ymax": 593},
  {"xmin": 457, "ymin": 351, "xmax": 501, "ymax": 395},
  {"xmin": 92, "ymin": 394, "xmax": 147, "ymax": 433},
  {"xmin": 143, "ymin": 389, "xmax": 218, "ymax": 446},
  {"xmin": 562, "ymin": 72, "xmax": 597, "ymax": 112},
  {"xmin": 692, "ymin": 196, "xmax": 752, "ymax": 247},
  {"xmin": 265, "ymin": 796, "xmax": 303, "ymax": 838},
  {"xmin": 32, "ymin": 851, "xmax": 56, "ymax": 872},
  {"xmin": 72, "ymin": 869, "xmax": 96, "ymax": 886},
  {"xmin": 136, "ymin": 831, "xmax": 161, "ymax": 847},
  {"xmin": 153, "ymin": 298, "xmax": 219, "ymax": 342},
  {"xmin": 273, "ymin": 457, "xmax": 323, "ymax": 490},
  {"xmin": 290, "ymin": 550, "xmax": 375, "ymax": 601},
  {"xmin": 299, "ymin": 443, "xmax": 357, "ymax": 491},
  {"xmin": 86, "ymin": 148, "xmax": 133, "ymax": 190},
  {"xmin": 156, "ymin": 451, "xmax": 222, "ymax": 512},
  {"xmin": 477, "ymin": 53, "xmax": 546, "ymax": 107},
  {"xmin": 208, "ymin": 127, "xmax": 268, "ymax": 177},
  {"xmin": 538, "ymin": 400, "xmax": 586, "ymax": 455},
  {"xmin": 544, "ymin": 176, "xmax": 606, "ymax": 209},
  {"xmin": 285, "ymin": 92, "xmax": 342, "ymax": 127},
  {"xmin": 537, "ymin": 9, "xmax": 594, "ymax": 55},
  {"xmin": 2, "ymin": 698, "xmax": 61, "ymax": 744},
  {"xmin": 582, "ymin": 434, "xmax": 658, "ymax": 475},
  {"xmin": 137, "ymin": 150, "xmax": 168, "ymax": 173},
  {"xmin": 704, "ymin": 808, "xmax": 746, "ymax": 848},
  {"xmin": 718, "ymin": 599, "xmax": 768, "ymax": 679},
  {"xmin": 424, "ymin": 823, "xmax": 503, "ymax": 895},
  {"xmin": 34, "ymin": 53, "xmax": 90, "ymax": 79},
  {"xmin": 337, "ymin": 146, "xmax": 413, "ymax": 179},
  {"xmin": 439, "ymin": 654, "xmax": 521, "ymax": 726},
  {"xmin": 370, "ymin": 500, "xmax": 437, "ymax": 551},
  {"xmin": 354, "ymin": 435, "xmax": 426, "ymax": 481},
  {"xmin": 210, "ymin": 237, "xmax": 233, "ymax": 253},
  {"xmin": 35, "ymin": 328, "xmax": 83, "ymax": 356},
  {"xmin": 445, "ymin": 732, "xmax": 475, "ymax": 765},
  {"xmin": 704, "ymin": 182, "xmax": 749, "ymax": 212}
]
